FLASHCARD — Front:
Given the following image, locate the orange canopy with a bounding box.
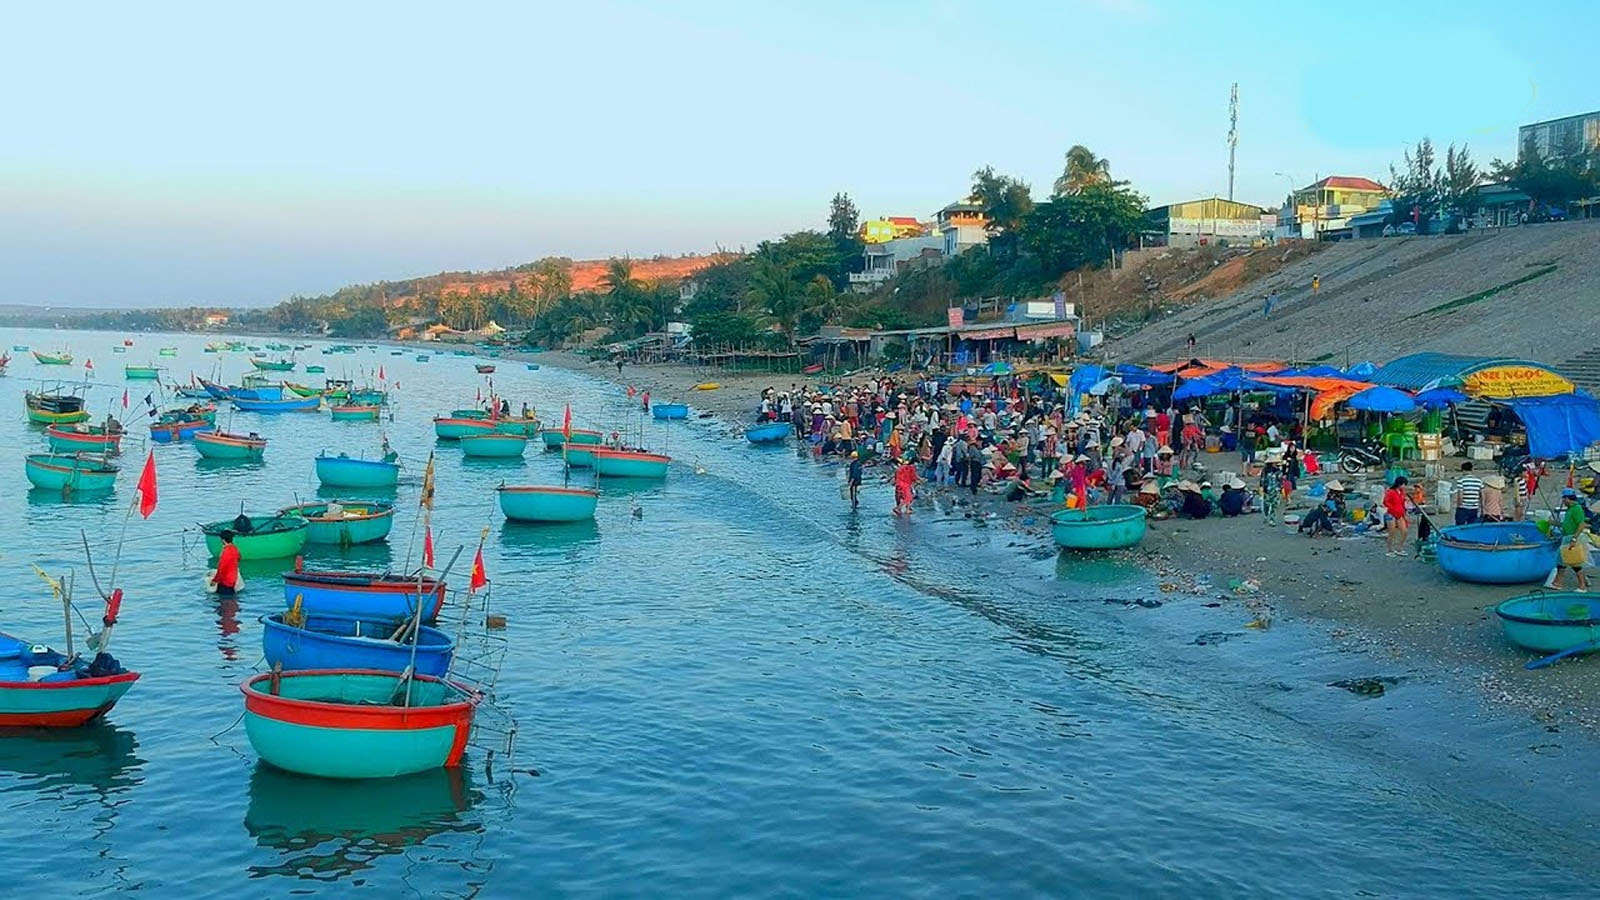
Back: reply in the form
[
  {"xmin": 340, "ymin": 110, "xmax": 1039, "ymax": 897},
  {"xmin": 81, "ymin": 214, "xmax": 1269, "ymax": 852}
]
[{"xmin": 1150, "ymin": 358, "xmax": 1286, "ymax": 374}]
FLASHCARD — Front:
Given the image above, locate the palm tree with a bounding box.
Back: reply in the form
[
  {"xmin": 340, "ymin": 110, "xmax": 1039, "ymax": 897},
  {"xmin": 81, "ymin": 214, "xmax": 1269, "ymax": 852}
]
[
  {"xmin": 803, "ymin": 274, "xmax": 843, "ymax": 326},
  {"xmin": 747, "ymin": 260, "xmax": 803, "ymax": 344},
  {"xmin": 601, "ymin": 258, "xmax": 640, "ymax": 299},
  {"xmin": 1054, "ymin": 145, "xmax": 1111, "ymax": 195}
]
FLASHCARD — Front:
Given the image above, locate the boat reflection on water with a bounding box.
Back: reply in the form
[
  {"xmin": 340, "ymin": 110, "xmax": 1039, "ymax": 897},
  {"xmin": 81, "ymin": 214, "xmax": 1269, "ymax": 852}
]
[
  {"xmin": 245, "ymin": 763, "xmax": 480, "ymax": 881},
  {"xmin": 195, "ymin": 456, "xmax": 266, "ymax": 474},
  {"xmin": 1052, "ymin": 554, "xmax": 1149, "ymax": 588},
  {"xmin": 300, "ymin": 540, "xmax": 395, "ymax": 573},
  {"xmin": 498, "ymin": 520, "xmax": 601, "ymax": 557},
  {"xmin": 26, "ymin": 487, "xmax": 119, "ymax": 509},
  {"xmin": 0, "ymin": 725, "xmax": 143, "ymax": 794},
  {"xmin": 315, "ymin": 483, "xmax": 398, "ymax": 503}
]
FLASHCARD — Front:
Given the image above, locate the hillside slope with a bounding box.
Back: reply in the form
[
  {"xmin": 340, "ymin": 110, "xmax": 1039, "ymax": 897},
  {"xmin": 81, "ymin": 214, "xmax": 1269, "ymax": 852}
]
[{"xmin": 1103, "ymin": 220, "xmax": 1600, "ymax": 373}]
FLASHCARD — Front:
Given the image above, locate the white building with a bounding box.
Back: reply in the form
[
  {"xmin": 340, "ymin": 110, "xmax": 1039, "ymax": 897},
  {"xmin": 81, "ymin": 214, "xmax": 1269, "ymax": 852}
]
[{"xmin": 848, "ymin": 236, "xmax": 945, "ymax": 291}]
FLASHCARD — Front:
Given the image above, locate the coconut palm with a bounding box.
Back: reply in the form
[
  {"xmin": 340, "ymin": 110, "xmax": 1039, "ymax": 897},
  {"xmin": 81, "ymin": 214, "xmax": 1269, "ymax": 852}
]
[{"xmin": 1054, "ymin": 145, "xmax": 1112, "ymax": 195}]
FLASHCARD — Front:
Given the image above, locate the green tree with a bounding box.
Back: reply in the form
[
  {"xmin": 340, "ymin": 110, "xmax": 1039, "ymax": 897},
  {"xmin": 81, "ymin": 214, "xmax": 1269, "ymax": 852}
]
[
  {"xmin": 1020, "ymin": 181, "xmax": 1148, "ymax": 277},
  {"xmin": 746, "ymin": 259, "xmax": 803, "ymax": 344},
  {"xmin": 828, "ymin": 192, "xmax": 860, "ymax": 242},
  {"xmin": 971, "ymin": 166, "xmax": 1034, "ymax": 259},
  {"xmin": 1440, "ymin": 143, "xmax": 1480, "ymax": 227},
  {"xmin": 1388, "ymin": 138, "xmax": 1440, "ymax": 232},
  {"xmin": 689, "ymin": 311, "xmax": 759, "ymax": 347},
  {"xmin": 1053, "ymin": 145, "xmax": 1112, "ymax": 196}
]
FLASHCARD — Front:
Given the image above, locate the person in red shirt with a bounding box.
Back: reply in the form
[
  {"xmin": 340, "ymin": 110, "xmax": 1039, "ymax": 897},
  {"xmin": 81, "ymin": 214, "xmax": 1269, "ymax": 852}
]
[
  {"xmin": 213, "ymin": 530, "xmax": 242, "ymax": 595},
  {"xmin": 893, "ymin": 457, "xmax": 920, "ymax": 517},
  {"xmin": 1382, "ymin": 476, "xmax": 1410, "ymax": 557}
]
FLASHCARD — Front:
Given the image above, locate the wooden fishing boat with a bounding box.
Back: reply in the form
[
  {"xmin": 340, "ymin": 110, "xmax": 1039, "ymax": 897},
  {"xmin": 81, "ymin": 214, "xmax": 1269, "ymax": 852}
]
[
  {"xmin": 284, "ymin": 381, "xmax": 323, "ymax": 398},
  {"xmin": 745, "ymin": 421, "xmax": 791, "ymax": 443},
  {"xmin": 204, "ymin": 341, "xmax": 228, "ymax": 352},
  {"xmin": 0, "ymin": 632, "xmax": 140, "ymax": 727},
  {"xmin": 233, "ymin": 395, "xmax": 321, "ymax": 413},
  {"xmin": 24, "ymin": 391, "xmax": 89, "ymax": 425},
  {"xmin": 497, "ymin": 485, "xmax": 599, "ymax": 522},
  {"xmin": 261, "ymin": 613, "xmax": 453, "ymax": 676},
  {"xmin": 240, "ymin": 670, "xmax": 475, "ymax": 779},
  {"xmin": 1436, "ymin": 522, "xmax": 1559, "ymax": 584},
  {"xmin": 474, "ymin": 363, "xmax": 495, "ymax": 374},
  {"xmin": 315, "ymin": 451, "xmax": 400, "ymax": 489},
  {"xmin": 1495, "ymin": 592, "xmax": 1600, "ymax": 656},
  {"xmin": 11, "ymin": 344, "xmax": 28, "ymax": 352},
  {"xmin": 651, "ymin": 403, "xmax": 689, "ymax": 420},
  {"xmin": 172, "ymin": 381, "xmax": 212, "ymax": 399},
  {"xmin": 390, "ymin": 350, "xmax": 404, "ymax": 356},
  {"xmin": 282, "ymin": 569, "xmax": 448, "ymax": 621},
  {"xmin": 494, "ymin": 416, "xmax": 540, "ymax": 437},
  {"xmin": 25, "ymin": 454, "xmax": 118, "ymax": 494},
  {"xmin": 158, "ymin": 347, "xmax": 178, "ymax": 357},
  {"xmin": 525, "ymin": 363, "xmax": 540, "ymax": 371},
  {"xmin": 198, "ymin": 377, "xmax": 233, "ymax": 400},
  {"xmin": 539, "ymin": 427, "xmax": 602, "ymax": 449},
  {"xmin": 564, "ymin": 446, "xmax": 596, "ymax": 467},
  {"xmin": 304, "ymin": 364, "xmax": 326, "ymax": 374},
  {"xmin": 280, "ymin": 500, "xmax": 394, "ymax": 545},
  {"xmin": 434, "ymin": 415, "xmax": 497, "ymax": 440},
  {"xmin": 46, "ymin": 423, "xmax": 123, "ymax": 454},
  {"xmin": 124, "ymin": 364, "xmax": 160, "ymax": 380},
  {"xmin": 450, "ymin": 408, "xmax": 491, "ymax": 419},
  {"xmin": 350, "ymin": 388, "xmax": 387, "ymax": 406},
  {"xmin": 250, "ymin": 358, "xmax": 296, "ymax": 372},
  {"xmin": 801, "ymin": 363, "xmax": 824, "ymax": 375},
  {"xmin": 123, "ymin": 339, "xmax": 134, "ymax": 346},
  {"xmin": 202, "ymin": 516, "xmax": 309, "ymax": 559},
  {"xmin": 460, "ymin": 434, "xmax": 527, "ymax": 458},
  {"xmin": 33, "ymin": 350, "xmax": 73, "ymax": 365},
  {"xmin": 330, "ymin": 404, "xmax": 381, "ymax": 421},
  {"xmin": 1050, "ymin": 505, "xmax": 1148, "ymax": 550},
  {"xmin": 148, "ymin": 416, "xmax": 212, "ymax": 443},
  {"xmin": 265, "ymin": 342, "xmax": 291, "ymax": 352},
  {"xmin": 194, "ymin": 430, "xmax": 267, "ymax": 460},
  {"xmin": 416, "ymin": 354, "xmax": 430, "ymax": 362},
  {"xmin": 111, "ymin": 346, "xmax": 126, "ymax": 354},
  {"xmin": 453, "ymin": 349, "xmax": 475, "ymax": 357},
  {"xmin": 592, "ymin": 448, "xmax": 670, "ymax": 479}
]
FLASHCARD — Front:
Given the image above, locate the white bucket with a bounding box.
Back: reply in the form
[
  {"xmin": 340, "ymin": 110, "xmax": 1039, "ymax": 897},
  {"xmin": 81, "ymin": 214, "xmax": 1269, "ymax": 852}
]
[
  {"xmin": 1437, "ymin": 480, "xmax": 1454, "ymax": 512},
  {"xmin": 26, "ymin": 665, "xmax": 57, "ymax": 682}
]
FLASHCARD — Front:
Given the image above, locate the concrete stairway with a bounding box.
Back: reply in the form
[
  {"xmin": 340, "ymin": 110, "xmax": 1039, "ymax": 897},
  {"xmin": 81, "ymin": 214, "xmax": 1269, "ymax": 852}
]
[{"xmin": 1558, "ymin": 347, "xmax": 1600, "ymax": 395}]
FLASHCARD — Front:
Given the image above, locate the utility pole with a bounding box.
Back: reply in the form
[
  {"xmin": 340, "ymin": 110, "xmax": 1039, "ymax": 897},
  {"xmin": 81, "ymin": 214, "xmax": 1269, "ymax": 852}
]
[{"xmin": 1226, "ymin": 83, "xmax": 1239, "ymax": 203}]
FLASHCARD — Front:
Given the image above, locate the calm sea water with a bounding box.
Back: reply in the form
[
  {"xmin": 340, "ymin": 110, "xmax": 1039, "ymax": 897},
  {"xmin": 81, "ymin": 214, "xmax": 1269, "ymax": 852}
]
[{"xmin": 1, "ymin": 328, "xmax": 1597, "ymax": 898}]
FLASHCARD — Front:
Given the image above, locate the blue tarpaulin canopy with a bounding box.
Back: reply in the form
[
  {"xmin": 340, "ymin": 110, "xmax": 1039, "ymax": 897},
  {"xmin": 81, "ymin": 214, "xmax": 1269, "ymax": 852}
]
[
  {"xmin": 1347, "ymin": 385, "xmax": 1417, "ymax": 413},
  {"xmin": 1414, "ymin": 387, "xmax": 1468, "ymax": 409},
  {"xmin": 1345, "ymin": 361, "xmax": 1379, "ymax": 379},
  {"xmin": 1507, "ymin": 393, "xmax": 1600, "ymax": 459},
  {"xmin": 1069, "ymin": 364, "xmax": 1106, "ymax": 396},
  {"xmin": 1172, "ymin": 368, "xmax": 1261, "ymax": 400},
  {"xmin": 1112, "ymin": 364, "xmax": 1175, "ymax": 386}
]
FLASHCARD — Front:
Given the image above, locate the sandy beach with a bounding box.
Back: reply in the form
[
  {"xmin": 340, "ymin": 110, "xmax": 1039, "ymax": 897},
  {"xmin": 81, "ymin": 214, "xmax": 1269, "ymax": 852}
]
[{"xmin": 521, "ymin": 345, "xmax": 1600, "ymax": 731}]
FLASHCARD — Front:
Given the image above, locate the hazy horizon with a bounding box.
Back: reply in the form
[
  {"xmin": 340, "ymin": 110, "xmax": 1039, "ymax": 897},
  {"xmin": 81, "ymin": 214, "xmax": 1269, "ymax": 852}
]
[{"xmin": 3, "ymin": 0, "xmax": 1587, "ymax": 310}]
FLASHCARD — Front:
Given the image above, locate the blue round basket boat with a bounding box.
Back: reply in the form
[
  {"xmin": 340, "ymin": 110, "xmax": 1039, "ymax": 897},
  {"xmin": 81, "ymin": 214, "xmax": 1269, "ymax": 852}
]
[
  {"xmin": 1050, "ymin": 504, "xmax": 1148, "ymax": 550},
  {"xmin": 1435, "ymin": 521, "xmax": 1558, "ymax": 584}
]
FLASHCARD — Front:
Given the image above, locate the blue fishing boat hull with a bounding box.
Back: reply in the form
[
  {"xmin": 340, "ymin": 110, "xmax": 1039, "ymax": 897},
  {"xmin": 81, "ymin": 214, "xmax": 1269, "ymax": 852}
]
[
  {"xmin": 652, "ymin": 403, "xmax": 689, "ymax": 420},
  {"xmin": 314, "ymin": 454, "xmax": 400, "ymax": 489},
  {"xmin": 1050, "ymin": 505, "xmax": 1148, "ymax": 550},
  {"xmin": 234, "ymin": 396, "xmax": 319, "ymax": 413},
  {"xmin": 282, "ymin": 571, "xmax": 447, "ymax": 622},
  {"xmin": 261, "ymin": 613, "xmax": 453, "ymax": 677},
  {"xmin": 745, "ymin": 422, "xmax": 791, "ymax": 443},
  {"xmin": 1436, "ymin": 522, "xmax": 1559, "ymax": 584}
]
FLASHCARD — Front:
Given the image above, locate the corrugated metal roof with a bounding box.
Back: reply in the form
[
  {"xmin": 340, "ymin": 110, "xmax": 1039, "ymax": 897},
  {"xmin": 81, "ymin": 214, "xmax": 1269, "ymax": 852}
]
[{"xmin": 1371, "ymin": 353, "xmax": 1561, "ymax": 390}]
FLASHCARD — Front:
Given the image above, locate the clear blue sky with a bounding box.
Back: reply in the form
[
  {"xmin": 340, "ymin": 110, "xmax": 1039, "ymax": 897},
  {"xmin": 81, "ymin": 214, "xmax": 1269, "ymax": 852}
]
[{"xmin": 1, "ymin": 0, "xmax": 1588, "ymax": 308}]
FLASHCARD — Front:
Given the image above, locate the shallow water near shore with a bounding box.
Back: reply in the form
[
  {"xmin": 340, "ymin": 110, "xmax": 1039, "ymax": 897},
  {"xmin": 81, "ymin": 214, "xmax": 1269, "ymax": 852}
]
[{"xmin": 2, "ymin": 329, "xmax": 1597, "ymax": 898}]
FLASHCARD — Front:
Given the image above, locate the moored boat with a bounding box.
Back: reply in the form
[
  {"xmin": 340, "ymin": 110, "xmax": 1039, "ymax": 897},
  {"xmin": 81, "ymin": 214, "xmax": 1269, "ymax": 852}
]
[
  {"xmin": 194, "ymin": 430, "xmax": 267, "ymax": 460},
  {"xmin": 0, "ymin": 632, "xmax": 139, "ymax": 727},
  {"xmin": 45, "ymin": 422, "xmax": 123, "ymax": 454},
  {"xmin": 280, "ymin": 500, "xmax": 395, "ymax": 545},
  {"xmin": 745, "ymin": 421, "xmax": 791, "ymax": 443},
  {"xmin": 25, "ymin": 453, "xmax": 118, "ymax": 494},
  {"xmin": 494, "ymin": 416, "xmax": 540, "ymax": 436},
  {"xmin": 651, "ymin": 403, "xmax": 689, "ymax": 420},
  {"xmin": 460, "ymin": 434, "xmax": 527, "ymax": 458},
  {"xmin": 592, "ymin": 447, "xmax": 670, "ymax": 479},
  {"xmin": 233, "ymin": 395, "xmax": 321, "ymax": 413},
  {"xmin": 330, "ymin": 404, "xmax": 381, "ymax": 421},
  {"xmin": 33, "ymin": 350, "xmax": 73, "ymax": 365},
  {"xmin": 202, "ymin": 516, "xmax": 309, "ymax": 559},
  {"xmin": 304, "ymin": 364, "xmax": 326, "ymax": 373},
  {"xmin": 24, "ymin": 391, "xmax": 89, "ymax": 425},
  {"xmin": 474, "ymin": 363, "xmax": 495, "ymax": 373},
  {"xmin": 497, "ymin": 484, "xmax": 599, "ymax": 522},
  {"xmin": 282, "ymin": 569, "xmax": 448, "ymax": 621},
  {"xmin": 539, "ymin": 427, "xmax": 602, "ymax": 449},
  {"xmin": 149, "ymin": 416, "xmax": 212, "ymax": 443},
  {"xmin": 434, "ymin": 415, "xmax": 497, "ymax": 440},
  {"xmin": 1495, "ymin": 592, "xmax": 1600, "ymax": 656},
  {"xmin": 261, "ymin": 613, "xmax": 453, "ymax": 676},
  {"xmin": 250, "ymin": 358, "xmax": 296, "ymax": 371},
  {"xmin": 1436, "ymin": 522, "xmax": 1559, "ymax": 584},
  {"xmin": 315, "ymin": 451, "xmax": 400, "ymax": 489},
  {"xmin": 158, "ymin": 347, "xmax": 179, "ymax": 357},
  {"xmin": 1050, "ymin": 504, "xmax": 1148, "ymax": 550},
  {"xmin": 124, "ymin": 364, "xmax": 161, "ymax": 380},
  {"xmin": 240, "ymin": 670, "xmax": 475, "ymax": 779},
  {"xmin": 564, "ymin": 446, "xmax": 596, "ymax": 467}
]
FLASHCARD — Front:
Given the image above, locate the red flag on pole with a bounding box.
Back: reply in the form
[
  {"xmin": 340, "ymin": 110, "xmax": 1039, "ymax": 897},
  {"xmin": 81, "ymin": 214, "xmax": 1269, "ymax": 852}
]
[
  {"xmin": 85, "ymin": 358, "xmax": 94, "ymax": 371},
  {"xmin": 122, "ymin": 389, "xmax": 129, "ymax": 409},
  {"xmin": 562, "ymin": 404, "xmax": 572, "ymax": 439},
  {"xmin": 136, "ymin": 451, "xmax": 158, "ymax": 518},
  {"xmin": 422, "ymin": 527, "xmax": 435, "ymax": 568},
  {"xmin": 469, "ymin": 547, "xmax": 488, "ymax": 592},
  {"xmin": 378, "ymin": 365, "xmax": 385, "ymax": 381}
]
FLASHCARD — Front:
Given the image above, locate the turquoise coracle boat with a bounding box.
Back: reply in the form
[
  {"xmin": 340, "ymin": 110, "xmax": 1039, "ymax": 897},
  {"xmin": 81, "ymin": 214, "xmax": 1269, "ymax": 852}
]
[
  {"xmin": 460, "ymin": 434, "xmax": 527, "ymax": 458},
  {"xmin": 497, "ymin": 485, "xmax": 599, "ymax": 522},
  {"xmin": 563, "ymin": 447, "xmax": 596, "ymax": 468},
  {"xmin": 201, "ymin": 516, "xmax": 309, "ymax": 559},
  {"xmin": 240, "ymin": 670, "xmax": 476, "ymax": 779},
  {"xmin": 1495, "ymin": 592, "xmax": 1600, "ymax": 657},
  {"xmin": 315, "ymin": 451, "xmax": 400, "ymax": 489},
  {"xmin": 25, "ymin": 454, "xmax": 118, "ymax": 494},
  {"xmin": 539, "ymin": 427, "xmax": 602, "ymax": 449},
  {"xmin": 193, "ymin": 431, "xmax": 267, "ymax": 460},
  {"xmin": 280, "ymin": 500, "xmax": 395, "ymax": 545},
  {"xmin": 495, "ymin": 417, "xmax": 541, "ymax": 437},
  {"xmin": 433, "ymin": 416, "xmax": 496, "ymax": 440},
  {"xmin": 1050, "ymin": 504, "xmax": 1148, "ymax": 550},
  {"xmin": 592, "ymin": 448, "xmax": 670, "ymax": 479}
]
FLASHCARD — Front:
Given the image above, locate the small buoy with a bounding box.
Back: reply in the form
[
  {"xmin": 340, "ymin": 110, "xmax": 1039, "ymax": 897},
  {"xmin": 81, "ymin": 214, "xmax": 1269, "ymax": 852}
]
[{"xmin": 485, "ymin": 614, "xmax": 507, "ymax": 630}]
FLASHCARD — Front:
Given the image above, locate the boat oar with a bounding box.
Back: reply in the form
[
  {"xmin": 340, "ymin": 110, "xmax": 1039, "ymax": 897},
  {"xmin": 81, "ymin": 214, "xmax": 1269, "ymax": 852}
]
[{"xmin": 1525, "ymin": 641, "xmax": 1600, "ymax": 670}]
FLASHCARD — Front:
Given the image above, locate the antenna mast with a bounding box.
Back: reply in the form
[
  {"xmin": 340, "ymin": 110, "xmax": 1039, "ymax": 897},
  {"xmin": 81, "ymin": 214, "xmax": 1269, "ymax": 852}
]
[{"xmin": 1226, "ymin": 83, "xmax": 1239, "ymax": 202}]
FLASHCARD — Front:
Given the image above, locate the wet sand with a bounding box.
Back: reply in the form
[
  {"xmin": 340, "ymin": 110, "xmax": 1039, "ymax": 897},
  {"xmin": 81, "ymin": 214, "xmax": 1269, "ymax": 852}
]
[{"xmin": 523, "ymin": 347, "xmax": 1599, "ymax": 729}]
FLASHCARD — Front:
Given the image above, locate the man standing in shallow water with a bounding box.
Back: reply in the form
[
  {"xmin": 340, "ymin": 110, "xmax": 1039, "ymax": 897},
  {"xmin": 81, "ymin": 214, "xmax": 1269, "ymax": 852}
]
[{"xmin": 846, "ymin": 451, "xmax": 863, "ymax": 509}]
